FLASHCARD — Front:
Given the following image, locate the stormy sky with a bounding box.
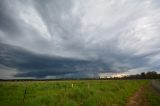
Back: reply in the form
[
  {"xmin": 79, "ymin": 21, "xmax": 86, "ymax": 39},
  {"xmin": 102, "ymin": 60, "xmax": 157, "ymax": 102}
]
[{"xmin": 0, "ymin": 0, "xmax": 160, "ymax": 79}]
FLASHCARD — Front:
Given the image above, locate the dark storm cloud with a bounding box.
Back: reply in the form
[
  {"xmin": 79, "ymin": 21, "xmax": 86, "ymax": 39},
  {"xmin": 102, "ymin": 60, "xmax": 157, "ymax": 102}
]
[
  {"xmin": 0, "ymin": 43, "xmax": 84, "ymax": 78},
  {"xmin": 0, "ymin": 41, "xmax": 156, "ymax": 78},
  {"xmin": 0, "ymin": 0, "xmax": 160, "ymax": 78},
  {"xmin": 0, "ymin": 42, "xmax": 118, "ymax": 78}
]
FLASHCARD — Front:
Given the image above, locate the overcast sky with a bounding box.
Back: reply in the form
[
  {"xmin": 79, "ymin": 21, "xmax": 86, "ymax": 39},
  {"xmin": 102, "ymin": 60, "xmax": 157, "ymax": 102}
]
[{"xmin": 0, "ymin": 0, "xmax": 160, "ymax": 79}]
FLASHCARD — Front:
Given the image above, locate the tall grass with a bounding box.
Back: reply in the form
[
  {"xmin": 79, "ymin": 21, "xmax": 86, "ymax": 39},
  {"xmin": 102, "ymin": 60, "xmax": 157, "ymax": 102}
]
[{"xmin": 0, "ymin": 80, "xmax": 149, "ymax": 106}]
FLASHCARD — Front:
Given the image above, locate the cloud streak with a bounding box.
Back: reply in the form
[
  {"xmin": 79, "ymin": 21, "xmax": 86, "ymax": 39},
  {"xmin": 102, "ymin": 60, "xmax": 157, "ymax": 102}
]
[{"xmin": 0, "ymin": 0, "xmax": 160, "ymax": 78}]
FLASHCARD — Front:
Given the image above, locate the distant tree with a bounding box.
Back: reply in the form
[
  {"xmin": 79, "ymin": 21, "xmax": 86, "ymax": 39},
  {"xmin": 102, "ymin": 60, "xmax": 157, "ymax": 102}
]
[
  {"xmin": 140, "ymin": 72, "xmax": 146, "ymax": 79},
  {"xmin": 146, "ymin": 71, "xmax": 158, "ymax": 79}
]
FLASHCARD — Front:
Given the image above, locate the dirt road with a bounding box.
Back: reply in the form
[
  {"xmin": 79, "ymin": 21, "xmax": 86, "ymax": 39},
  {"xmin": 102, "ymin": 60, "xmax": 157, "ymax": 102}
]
[
  {"xmin": 126, "ymin": 80, "xmax": 160, "ymax": 106},
  {"xmin": 151, "ymin": 80, "xmax": 160, "ymax": 94},
  {"xmin": 126, "ymin": 86, "xmax": 149, "ymax": 106}
]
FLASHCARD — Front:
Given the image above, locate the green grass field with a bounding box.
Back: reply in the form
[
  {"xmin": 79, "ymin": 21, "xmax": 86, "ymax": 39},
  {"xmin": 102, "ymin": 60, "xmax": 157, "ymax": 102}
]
[{"xmin": 0, "ymin": 80, "xmax": 159, "ymax": 106}]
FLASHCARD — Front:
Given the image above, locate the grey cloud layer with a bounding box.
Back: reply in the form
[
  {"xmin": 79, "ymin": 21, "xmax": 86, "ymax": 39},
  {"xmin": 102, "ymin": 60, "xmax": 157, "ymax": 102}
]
[
  {"xmin": 0, "ymin": 0, "xmax": 160, "ymax": 78},
  {"xmin": 0, "ymin": 42, "xmax": 119, "ymax": 78}
]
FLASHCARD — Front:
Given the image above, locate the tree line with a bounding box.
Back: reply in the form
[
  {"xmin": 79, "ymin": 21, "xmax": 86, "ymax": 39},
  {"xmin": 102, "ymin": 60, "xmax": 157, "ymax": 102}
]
[{"xmin": 122, "ymin": 71, "xmax": 160, "ymax": 79}]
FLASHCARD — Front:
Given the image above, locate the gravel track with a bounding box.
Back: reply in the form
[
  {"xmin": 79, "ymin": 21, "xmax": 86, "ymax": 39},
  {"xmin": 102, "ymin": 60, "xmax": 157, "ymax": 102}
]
[{"xmin": 151, "ymin": 80, "xmax": 160, "ymax": 93}]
